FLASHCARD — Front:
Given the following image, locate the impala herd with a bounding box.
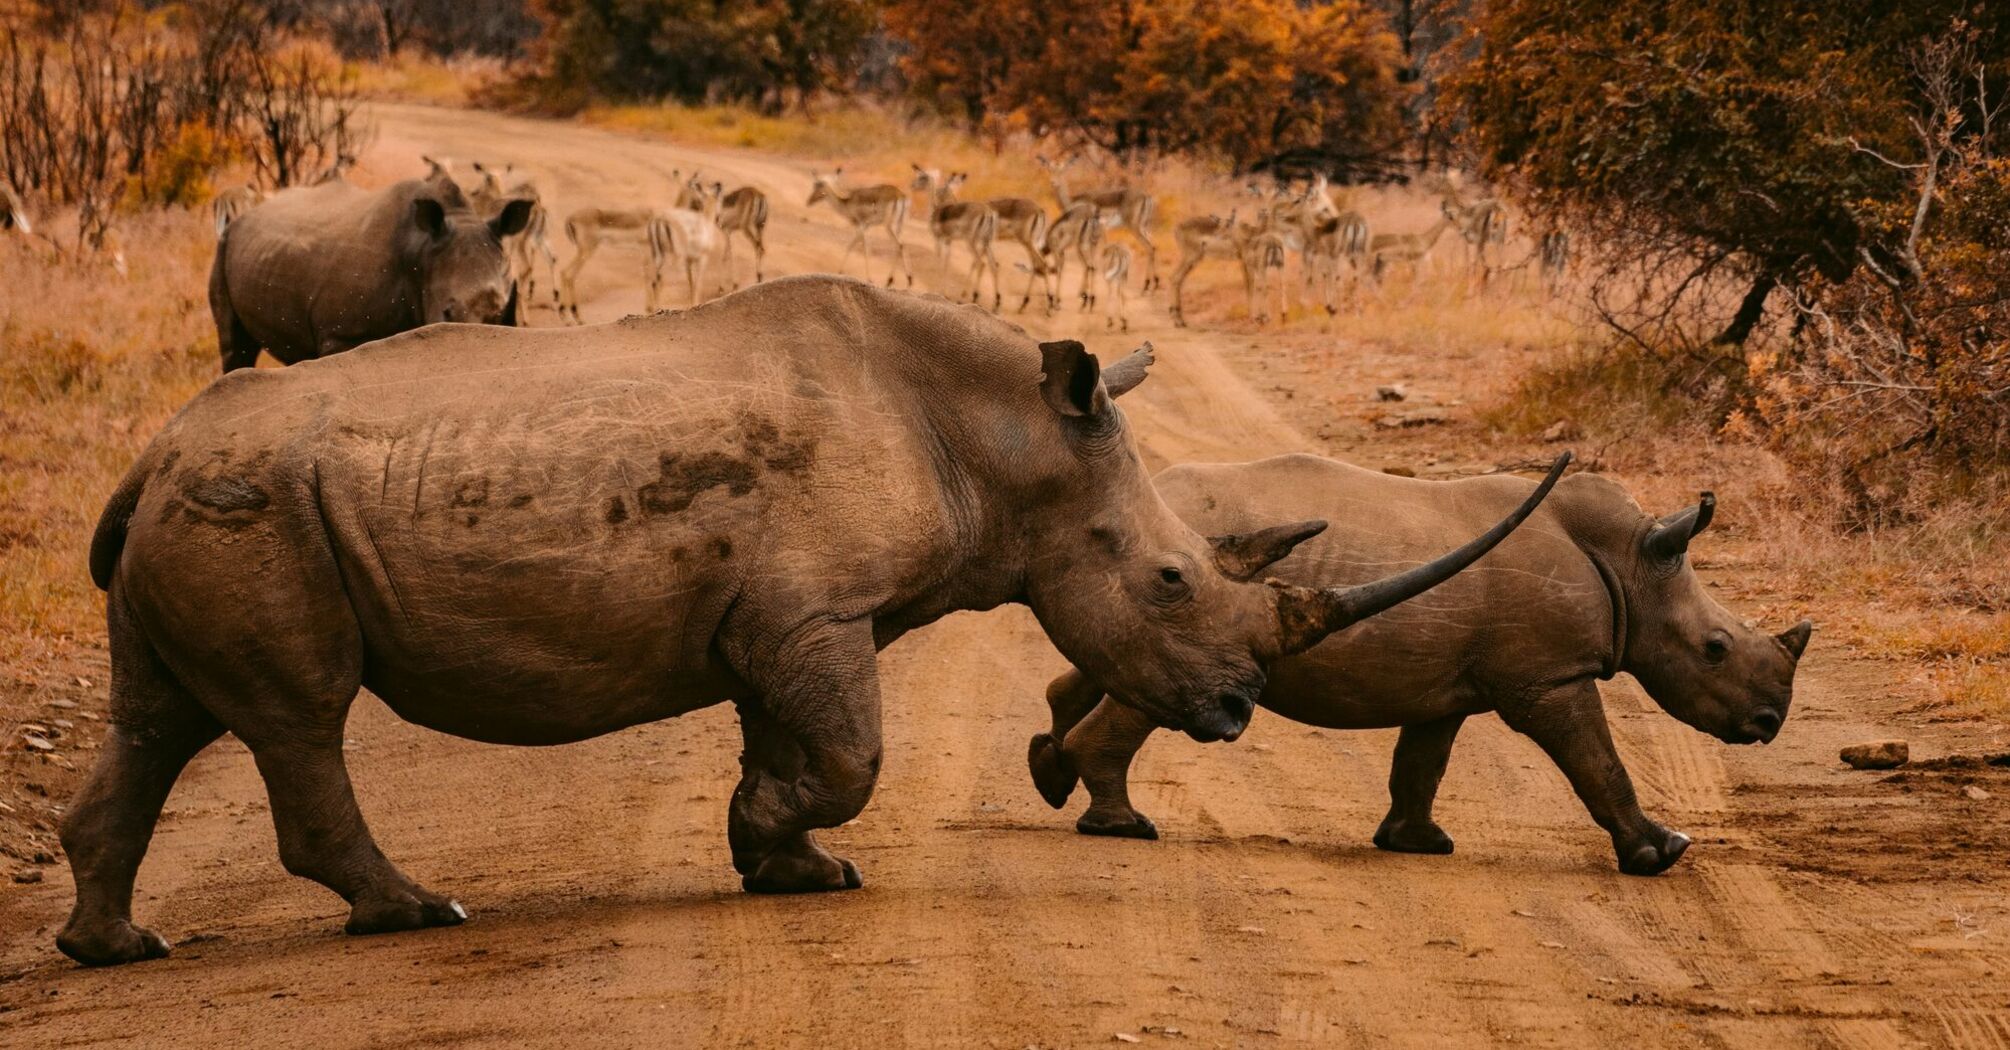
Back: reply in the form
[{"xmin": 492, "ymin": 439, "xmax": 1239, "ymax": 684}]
[{"xmin": 5, "ymin": 149, "xmax": 1570, "ymax": 330}]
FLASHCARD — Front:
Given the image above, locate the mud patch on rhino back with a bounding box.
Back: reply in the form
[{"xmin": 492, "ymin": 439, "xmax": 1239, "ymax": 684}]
[{"xmin": 628, "ymin": 413, "xmax": 819, "ymax": 520}]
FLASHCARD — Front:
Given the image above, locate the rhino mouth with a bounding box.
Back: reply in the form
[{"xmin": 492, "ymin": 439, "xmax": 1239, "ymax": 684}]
[{"xmin": 1721, "ymin": 706, "xmax": 1784, "ymax": 745}]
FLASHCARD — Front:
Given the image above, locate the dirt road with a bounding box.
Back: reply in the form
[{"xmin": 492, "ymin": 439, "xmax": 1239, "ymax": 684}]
[{"xmin": 3, "ymin": 104, "xmax": 2006, "ymax": 1049}]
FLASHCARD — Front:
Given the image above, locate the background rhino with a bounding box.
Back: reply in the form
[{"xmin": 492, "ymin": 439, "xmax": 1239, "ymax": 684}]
[
  {"xmin": 60, "ymin": 278, "xmax": 1556, "ymax": 966},
  {"xmin": 209, "ymin": 176, "xmax": 532, "ymax": 371},
  {"xmin": 1029, "ymin": 453, "xmax": 1812, "ymax": 876}
]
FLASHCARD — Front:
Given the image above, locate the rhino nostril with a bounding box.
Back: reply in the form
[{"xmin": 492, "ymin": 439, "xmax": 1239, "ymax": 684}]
[
  {"xmin": 1217, "ymin": 693, "xmax": 1254, "ymax": 737},
  {"xmin": 1744, "ymin": 708, "xmax": 1783, "ymax": 742}
]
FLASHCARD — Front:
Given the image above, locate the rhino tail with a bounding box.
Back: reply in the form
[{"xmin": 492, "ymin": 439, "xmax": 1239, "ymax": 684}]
[{"xmin": 89, "ymin": 454, "xmax": 152, "ymax": 592}]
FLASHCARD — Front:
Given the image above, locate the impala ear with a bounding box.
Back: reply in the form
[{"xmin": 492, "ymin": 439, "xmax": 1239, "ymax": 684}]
[
  {"xmin": 1038, "ymin": 340, "xmax": 1105, "ymax": 418},
  {"xmin": 1100, "ymin": 341, "xmax": 1155, "ymax": 399}
]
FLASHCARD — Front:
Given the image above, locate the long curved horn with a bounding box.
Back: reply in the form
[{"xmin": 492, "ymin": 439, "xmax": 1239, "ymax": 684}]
[{"xmin": 1273, "ymin": 452, "xmax": 1571, "ymax": 656}]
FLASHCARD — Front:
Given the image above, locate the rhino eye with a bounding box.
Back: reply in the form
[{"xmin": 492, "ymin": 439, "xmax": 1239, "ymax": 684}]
[
  {"xmin": 1159, "ymin": 567, "xmax": 1183, "ymax": 585},
  {"xmin": 1702, "ymin": 635, "xmax": 1731, "ymax": 664}
]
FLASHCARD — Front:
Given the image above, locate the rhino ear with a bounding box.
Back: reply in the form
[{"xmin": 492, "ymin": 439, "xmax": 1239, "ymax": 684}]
[
  {"xmin": 1101, "ymin": 341, "xmax": 1155, "ymax": 399},
  {"xmin": 1776, "ymin": 619, "xmax": 1812, "ymax": 660},
  {"xmin": 1211, "ymin": 520, "xmax": 1327, "ymax": 581},
  {"xmin": 1644, "ymin": 491, "xmax": 1715, "ymax": 563},
  {"xmin": 491, "ymin": 197, "xmax": 534, "ymax": 239},
  {"xmin": 413, "ymin": 198, "xmax": 448, "ymax": 239},
  {"xmin": 1039, "ymin": 340, "xmax": 1106, "ymax": 418}
]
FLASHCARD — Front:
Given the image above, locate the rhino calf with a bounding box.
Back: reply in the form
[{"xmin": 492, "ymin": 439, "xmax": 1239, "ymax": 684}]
[
  {"xmin": 210, "ymin": 176, "xmax": 533, "ymax": 371},
  {"xmin": 1029, "ymin": 454, "xmax": 1811, "ymax": 876}
]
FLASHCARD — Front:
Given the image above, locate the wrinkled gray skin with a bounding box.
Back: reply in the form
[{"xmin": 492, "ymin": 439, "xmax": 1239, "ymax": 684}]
[
  {"xmin": 1030, "ymin": 454, "xmax": 1813, "ymax": 876},
  {"xmin": 58, "ymin": 277, "xmax": 1557, "ymax": 966},
  {"xmin": 209, "ymin": 177, "xmax": 532, "ymax": 371}
]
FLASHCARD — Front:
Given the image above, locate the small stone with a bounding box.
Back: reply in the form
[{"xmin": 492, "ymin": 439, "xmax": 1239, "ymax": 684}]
[
  {"xmin": 1840, "ymin": 740, "xmax": 1908, "ymax": 770},
  {"xmin": 1235, "ymin": 925, "xmax": 1267, "ymax": 935},
  {"xmin": 21, "ymin": 734, "xmax": 55, "ymax": 752},
  {"xmin": 44, "ymin": 699, "xmax": 77, "ymax": 710},
  {"xmin": 1375, "ymin": 384, "xmax": 1407, "ymax": 402},
  {"xmin": 1382, "ymin": 465, "xmax": 1416, "ymax": 478},
  {"xmin": 13, "ymin": 869, "xmax": 43, "ymax": 884},
  {"xmin": 75, "ymin": 677, "xmax": 92, "ymax": 688},
  {"xmin": 1114, "ymin": 1034, "xmax": 1142, "ymax": 1044},
  {"xmin": 1963, "ymin": 785, "xmax": 1990, "ymax": 801},
  {"xmin": 1541, "ymin": 419, "xmax": 1581, "ymax": 443}
]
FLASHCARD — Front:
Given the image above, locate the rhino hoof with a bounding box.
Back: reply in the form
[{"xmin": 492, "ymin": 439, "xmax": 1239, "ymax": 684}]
[
  {"xmin": 1373, "ymin": 816, "xmax": 1454, "ymax": 855},
  {"xmin": 1618, "ymin": 830, "xmax": 1692, "ymax": 876},
  {"xmin": 1077, "ymin": 809, "xmax": 1158, "ymax": 840},
  {"xmin": 57, "ymin": 919, "xmax": 172, "ymax": 967},
  {"xmin": 345, "ymin": 891, "xmax": 469, "ymax": 936},
  {"xmin": 743, "ymin": 852, "xmax": 863, "ymax": 894},
  {"xmin": 1027, "ymin": 733, "xmax": 1079, "ymax": 809}
]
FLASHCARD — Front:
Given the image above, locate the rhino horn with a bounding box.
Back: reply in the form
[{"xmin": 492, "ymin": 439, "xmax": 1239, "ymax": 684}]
[
  {"xmin": 1211, "ymin": 519, "xmax": 1327, "ymax": 582},
  {"xmin": 1776, "ymin": 619, "xmax": 1812, "ymax": 660},
  {"xmin": 1101, "ymin": 341, "xmax": 1155, "ymax": 399},
  {"xmin": 1645, "ymin": 491, "xmax": 1715, "ymax": 562},
  {"xmin": 1272, "ymin": 452, "xmax": 1570, "ymax": 656}
]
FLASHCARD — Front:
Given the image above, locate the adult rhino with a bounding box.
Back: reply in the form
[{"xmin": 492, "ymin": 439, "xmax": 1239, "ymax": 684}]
[
  {"xmin": 60, "ymin": 278, "xmax": 1561, "ymax": 966},
  {"xmin": 209, "ymin": 176, "xmax": 533, "ymax": 371},
  {"xmin": 1028, "ymin": 454, "xmax": 1812, "ymax": 876}
]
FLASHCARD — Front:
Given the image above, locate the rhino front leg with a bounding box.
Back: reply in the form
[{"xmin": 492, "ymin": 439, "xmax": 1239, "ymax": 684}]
[
  {"xmin": 1027, "ymin": 667, "xmax": 1108, "ymax": 808},
  {"xmin": 1502, "ymin": 680, "xmax": 1691, "ymax": 876},
  {"xmin": 1064, "ymin": 698, "xmax": 1162, "ymax": 840},
  {"xmin": 1373, "ymin": 714, "xmax": 1465, "ymax": 855},
  {"xmin": 726, "ymin": 621, "xmax": 881, "ymax": 894}
]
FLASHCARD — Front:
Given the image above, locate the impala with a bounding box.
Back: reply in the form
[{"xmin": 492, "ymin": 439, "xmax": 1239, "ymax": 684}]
[{"xmin": 807, "ymin": 169, "xmax": 913, "ymax": 287}]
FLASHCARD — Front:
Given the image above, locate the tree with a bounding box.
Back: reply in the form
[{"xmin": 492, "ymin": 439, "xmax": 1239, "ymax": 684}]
[
  {"xmin": 884, "ymin": 0, "xmax": 1408, "ymax": 173},
  {"xmin": 1450, "ymin": 0, "xmax": 2010, "ymax": 346},
  {"xmin": 526, "ymin": 0, "xmax": 878, "ymax": 113}
]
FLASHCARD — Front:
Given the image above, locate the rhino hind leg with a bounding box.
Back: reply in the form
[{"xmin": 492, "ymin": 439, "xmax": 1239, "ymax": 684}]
[
  {"xmin": 1373, "ymin": 714, "xmax": 1465, "ymax": 856},
  {"xmin": 1064, "ymin": 699, "xmax": 1161, "ymax": 841},
  {"xmin": 248, "ymin": 736, "xmax": 469, "ymax": 935},
  {"xmin": 725, "ymin": 622, "xmax": 881, "ymax": 894},
  {"xmin": 1502, "ymin": 680, "xmax": 1692, "ymax": 877},
  {"xmin": 57, "ymin": 592, "xmax": 225, "ymax": 966}
]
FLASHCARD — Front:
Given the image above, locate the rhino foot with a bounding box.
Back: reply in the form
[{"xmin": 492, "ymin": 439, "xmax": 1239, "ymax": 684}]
[
  {"xmin": 345, "ymin": 888, "xmax": 469, "ymax": 936},
  {"xmin": 1616, "ymin": 828, "xmax": 1692, "ymax": 877},
  {"xmin": 743, "ymin": 848, "xmax": 863, "ymax": 894},
  {"xmin": 1373, "ymin": 815, "xmax": 1454, "ymax": 855},
  {"xmin": 1076, "ymin": 808, "xmax": 1158, "ymax": 840},
  {"xmin": 57, "ymin": 918, "xmax": 172, "ymax": 967},
  {"xmin": 1027, "ymin": 733, "xmax": 1080, "ymax": 809}
]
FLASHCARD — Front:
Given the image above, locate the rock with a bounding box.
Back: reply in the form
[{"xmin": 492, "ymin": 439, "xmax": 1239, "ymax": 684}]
[
  {"xmin": 1374, "ymin": 409, "xmax": 1449, "ymax": 430},
  {"xmin": 1382, "ymin": 465, "xmax": 1417, "ymax": 478},
  {"xmin": 1840, "ymin": 740, "xmax": 1909, "ymax": 770},
  {"xmin": 1963, "ymin": 785, "xmax": 1991, "ymax": 801},
  {"xmin": 1541, "ymin": 419, "xmax": 1581, "ymax": 443},
  {"xmin": 12, "ymin": 869, "xmax": 43, "ymax": 884},
  {"xmin": 1375, "ymin": 384, "xmax": 1407, "ymax": 402},
  {"xmin": 20, "ymin": 734, "xmax": 55, "ymax": 752},
  {"xmin": 45, "ymin": 699, "xmax": 77, "ymax": 710}
]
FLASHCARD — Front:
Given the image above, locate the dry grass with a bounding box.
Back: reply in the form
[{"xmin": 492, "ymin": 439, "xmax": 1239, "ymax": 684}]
[
  {"xmin": 351, "ymin": 52, "xmax": 511, "ymax": 107},
  {"xmin": 0, "ymin": 208, "xmax": 217, "ymax": 668}
]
